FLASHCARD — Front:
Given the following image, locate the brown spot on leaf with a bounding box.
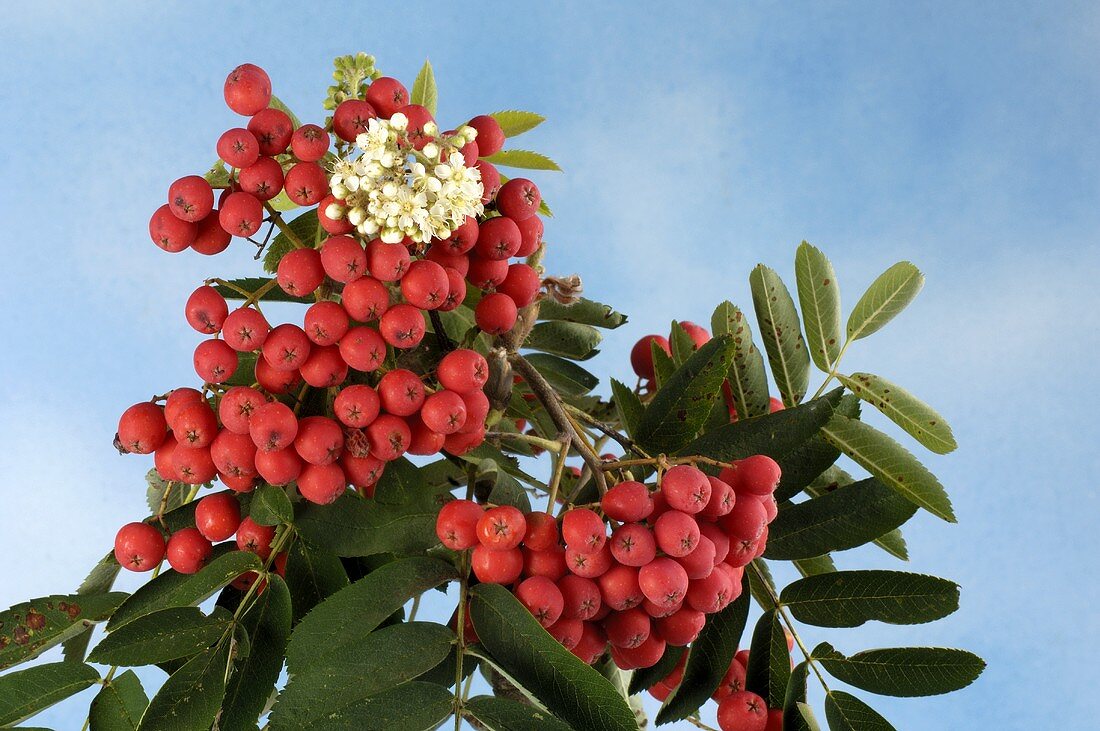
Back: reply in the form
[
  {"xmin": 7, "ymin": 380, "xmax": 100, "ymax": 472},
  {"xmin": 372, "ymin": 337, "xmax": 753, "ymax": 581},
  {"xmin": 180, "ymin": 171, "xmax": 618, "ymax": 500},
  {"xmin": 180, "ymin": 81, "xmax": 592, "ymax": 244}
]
[
  {"xmin": 13, "ymin": 627, "xmax": 29, "ymax": 645},
  {"xmin": 26, "ymin": 609, "xmax": 45, "ymax": 630}
]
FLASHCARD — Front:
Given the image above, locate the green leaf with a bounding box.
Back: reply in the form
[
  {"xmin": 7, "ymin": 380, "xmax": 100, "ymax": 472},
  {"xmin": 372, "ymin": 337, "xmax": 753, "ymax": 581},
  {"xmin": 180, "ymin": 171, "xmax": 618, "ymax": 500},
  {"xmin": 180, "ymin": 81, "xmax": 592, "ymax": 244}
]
[
  {"xmin": 214, "ymin": 277, "xmax": 313, "ymax": 304},
  {"xmin": 679, "ymin": 389, "xmax": 841, "ymax": 465},
  {"xmin": 821, "ymin": 414, "xmax": 955, "ymax": 522},
  {"xmin": 651, "ymin": 340, "xmax": 676, "ymax": 387},
  {"xmin": 750, "ymin": 264, "xmax": 811, "ymax": 407},
  {"xmin": 264, "ymin": 213, "xmax": 320, "ymax": 274},
  {"xmin": 63, "ymin": 552, "xmax": 122, "ymax": 663},
  {"xmin": 627, "ymin": 645, "xmax": 685, "ymax": 696},
  {"xmin": 802, "ymin": 469, "xmax": 910, "ymax": 561},
  {"xmin": 204, "ymin": 160, "xmax": 230, "ymax": 187},
  {"xmin": 846, "ymin": 262, "xmax": 924, "ymax": 341},
  {"xmin": 538, "ymin": 297, "xmax": 627, "ymax": 329},
  {"xmin": 764, "ymin": 478, "xmax": 917, "ymax": 560},
  {"xmin": 250, "ymin": 484, "xmax": 294, "ymax": 526},
  {"xmin": 824, "ymin": 691, "xmax": 896, "ymax": 730},
  {"xmin": 285, "ymin": 556, "xmax": 457, "ymax": 673},
  {"xmin": 0, "ymin": 591, "xmax": 126, "ymax": 670},
  {"xmin": 668, "ymin": 321, "xmax": 697, "ymax": 366},
  {"xmin": 635, "ymin": 335, "xmax": 737, "ymax": 454},
  {"xmin": 774, "ymin": 434, "xmax": 841, "ymax": 502},
  {"xmin": 610, "ymin": 379, "xmax": 644, "ymax": 437},
  {"xmin": 657, "ymin": 575, "xmax": 750, "ymax": 724},
  {"xmin": 284, "ymin": 540, "xmax": 349, "ymax": 624},
  {"xmin": 711, "ymin": 301, "xmax": 770, "ymax": 420},
  {"xmin": 482, "ymin": 461, "xmax": 533, "ymax": 512},
  {"xmin": 524, "ymin": 354, "xmax": 599, "ymax": 397},
  {"xmin": 813, "ymin": 643, "xmax": 985, "ymax": 697},
  {"xmin": 89, "ymin": 669, "xmax": 148, "ymax": 731},
  {"xmin": 782, "ymin": 571, "xmax": 959, "ymax": 628},
  {"xmin": 744, "ymin": 610, "xmax": 791, "ymax": 708},
  {"xmin": 220, "ymin": 575, "xmax": 291, "ymax": 731},
  {"xmin": 108, "ymin": 548, "xmax": 261, "ymax": 630},
  {"xmin": 145, "ymin": 470, "xmax": 185, "ymax": 515},
  {"xmin": 837, "ymin": 373, "xmax": 957, "ymax": 454},
  {"xmin": 793, "ymin": 703, "xmax": 824, "ymax": 731},
  {"xmin": 469, "ymin": 583, "xmax": 636, "ymax": 731},
  {"xmin": 784, "ymin": 662, "xmax": 820, "ymax": 731},
  {"xmin": 795, "ymin": 242, "xmax": 843, "ymax": 372},
  {"xmin": 296, "ymin": 493, "xmax": 439, "ymax": 557},
  {"xmin": 465, "ymin": 695, "xmax": 573, "ymax": 730},
  {"xmin": 488, "ymin": 110, "xmax": 546, "ymax": 138},
  {"xmin": 484, "ymin": 149, "xmax": 562, "ymax": 171},
  {"xmin": 267, "ymin": 188, "xmax": 300, "ymax": 212},
  {"xmin": 90, "ymin": 607, "xmax": 232, "ymax": 665},
  {"xmin": 137, "ymin": 638, "xmax": 231, "ymax": 731},
  {"xmin": 0, "ymin": 662, "xmax": 100, "ymax": 726},
  {"xmin": 410, "ymin": 59, "xmax": 438, "ymax": 116},
  {"xmin": 272, "ymin": 622, "xmax": 454, "ymax": 729},
  {"xmin": 275, "ymin": 681, "xmax": 453, "ymax": 731},
  {"xmin": 794, "ymin": 554, "xmax": 837, "ymax": 576},
  {"xmin": 523, "ymin": 321, "xmax": 601, "ymax": 360}
]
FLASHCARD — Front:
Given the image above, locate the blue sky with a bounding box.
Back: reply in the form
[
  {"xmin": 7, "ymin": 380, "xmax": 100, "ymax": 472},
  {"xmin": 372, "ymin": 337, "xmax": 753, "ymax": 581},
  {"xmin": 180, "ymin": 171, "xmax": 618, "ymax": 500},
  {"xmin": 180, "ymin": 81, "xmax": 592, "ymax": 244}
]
[{"xmin": 2, "ymin": 1, "xmax": 1098, "ymax": 729}]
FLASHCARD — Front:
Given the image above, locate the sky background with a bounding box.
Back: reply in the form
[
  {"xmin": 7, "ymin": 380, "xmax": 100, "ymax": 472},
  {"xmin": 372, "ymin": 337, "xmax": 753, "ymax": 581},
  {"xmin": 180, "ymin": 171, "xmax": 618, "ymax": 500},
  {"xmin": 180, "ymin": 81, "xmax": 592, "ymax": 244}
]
[{"xmin": 2, "ymin": 1, "xmax": 1098, "ymax": 729}]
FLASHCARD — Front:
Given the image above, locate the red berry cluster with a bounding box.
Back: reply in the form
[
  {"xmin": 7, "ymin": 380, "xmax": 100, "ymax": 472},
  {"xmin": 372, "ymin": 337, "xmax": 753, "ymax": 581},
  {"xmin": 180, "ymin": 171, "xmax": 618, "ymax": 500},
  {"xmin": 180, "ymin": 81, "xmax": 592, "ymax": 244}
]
[{"xmin": 434, "ymin": 457, "xmax": 782, "ymax": 671}]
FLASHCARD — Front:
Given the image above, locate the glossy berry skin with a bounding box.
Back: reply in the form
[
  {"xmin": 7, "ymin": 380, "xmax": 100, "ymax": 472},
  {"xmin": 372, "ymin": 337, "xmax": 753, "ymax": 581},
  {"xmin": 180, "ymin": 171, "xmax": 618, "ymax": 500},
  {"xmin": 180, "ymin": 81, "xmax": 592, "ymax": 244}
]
[
  {"xmin": 299, "ymin": 345, "xmax": 348, "ymax": 388},
  {"xmin": 467, "ymin": 254, "xmax": 509, "ymax": 289},
  {"xmin": 217, "ymin": 127, "xmax": 260, "ymax": 168},
  {"xmin": 290, "ymin": 124, "xmax": 330, "ymax": 162},
  {"xmin": 677, "ymin": 321, "xmax": 712, "ymax": 349},
  {"xmin": 194, "ymin": 493, "xmax": 241, "ymax": 541},
  {"xmin": 467, "ymin": 115, "xmax": 504, "ymax": 157},
  {"xmin": 548, "ymin": 617, "xmax": 583, "ymax": 650},
  {"xmin": 676, "ymin": 535, "xmax": 717, "ymax": 580},
  {"xmin": 304, "ymin": 301, "xmax": 351, "ymax": 346},
  {"xmin": 604, "ymin": 607, "xmax": 650, "ymax": 648},
  {"xmin": 522, "ymin": 512, "xmax": 560, "ymax": 552},
  {"xmin": 570, "ymin": 622, "xmax": 608, "ymax": 664},
  {"xmin": 284, "ymin": 162, "xmax": 328, "ymax": 206},
  {"xmin": 516, "ymin": 575, "xmax": 564, "ymax": 627},
  {"xmin": 194, "ymin": 339, "xmax": 238, "ymax": 384},
  {"xmin": 238, "ymin": 156, "xmax": 284, "ymax": 201},
  {"xmin": 333, "ymin": 384, "xmax": 380, "ymax": 428},
  {"xmin": 514, "ymin": 214, "xmax": 543, "ymax": 257},
  {"xmin": 701, "ymin": 477, "xmax": 736, "ymax": 520},
  {"xmin": 168, "ymin": 175, "xmax": 214, "ymax": 222},
  {"xmin": 339, "ymin": 326, "xmax": 387, "ymax": 372},
  {"xmin": 602, "ymin": 481, "xmax": 654, "ymax": 522},
  {"xmin": 524, "ymin": 548, "xmax": 567, "ymax": 582},
  {"xmin": 297, "ymin": 463, "xmax": 346, "ymax": 504},
  {"xmin": 419, "ymin": 390, "xmax": 466, "ymax": 434},
  {"xmin": 562, "ymin": 508, "xmax": 607, "ymax": 552},
  {"xmin": 366, "ymin": 414, "xmax": 412, "ymax": 461},
  {"xmin": 117, "ymin": 402, "xmax": 167, "ymax": 454},
  {"xmin": 164, "ymin": 388, "xmax": 204, "ymax": 428},
  {"xmin": 558, "ymin": 575, "xmax": 602, "ymax": 620},
  {"xmin": 436, "ymin": 349, "xmax": 488, "ymax": 394},
  {"xmin": 598, "ymin": 564, "xmax": 644, "ymax": 611},
  {"xmin": 442, "ymin": 216, "xmax": 478, "ymax": 254},
  {"xmin": 378, "ymin": 369, "xmax": 426, "ymax": 417},
  {"xmin": 224, "ymin": 63, "xmax": 271, "ymax": 116},
  {"xmin": 114, "ymin": 522, "xmax": 165, "ymax": 572},
  {"xmin": 185, "ymin": 286, "xmax": 228, "ymax": 335},
  {"xmin": 249, "ymin": 401, "xmax": 299, "ymax": 453},
  {"xmin": 564, "ymin": 543, "xmax": 612, "ymax": 579},
  {"xmin": 720, "ymin": 495, "xmax": 767, "ymax": 542},
  {"xmin": 630, "ymin": 335, "xmax": 671, "ymax": 381},
  {"xmin": 254, "ymin": 357, "xmax": 301, "ymax": 395},
  {"xmin": 400, "ymin": 260, "xmax": 450, "ymax": 310},
  {"xmin": 657, "ymin": 607, "xmax": 706, "ymax": 646},
  {"xmin": 263, "ymin": 324, "xmax": 312, "ymax": 372},
  {"xmin": 150, "ymin": 204, "xmax": 196, "ymax": 252},
  {"xmin": 219, "ymin": 192, "xmax": 264, "ymax": 238},
  {"xmin": 174, "ymin": 400, "xmax": 219, "ymax": 449},
  {"xmin": 712, "ymin": 657, "xmax": 748, "ymax": 701},
  {"xmin": 190, "ymin": 212, "xmax": 232, "ymax": 255},
  {"xmin": 398, "ymin": 104, "xmax": 435, "ymax": 149},
  {"xmin": 475, "ymin": 160, "xmax": 501, "ymax": 202},
  {"xmin": 294, "ymin": 416, "xmax": 344, "ymax": 465},
  {"xmin": 496, "ymin": 264, "xmax": 541, "ymax": 308},
  {"xmin": 247, "ymin": 108, "xmax": 293, "ymax": 155},
  {"xmin": 475, "ymin": 217, "xmax": 522, "ymax": 261},
  {"xmin": 471, "ymin": 545, "xmax": 523, "ymax": 584},
  {"xmin": 407, "ymin": 415, "xmax": 446, "ymax": 455},
  {"xmin": 717, "ymin": 691, "xmax": 768, "ymax": 731},
  {"xmin": 367, "ymin": 240, "xmax": 411, "ymax": 281},
  {"xmin": 686, "ymin": 565, "xmax": 735, "ymax": 613},
  {"xmin": 436, "ymin": 499, "xmax": 484, "ymax": 550},
  {"xmin": 166, "ymin": 528, "xmax": 213, "ymax": 574},
  {"xmin": 318, "ymin": 194, "xmax": 354, "ymax": 235},
  {"xmin": 732, "ymin": 455, "xmax": 782, "ymax": 496},
  {"xmin": 379, "ymin": 304, "xmax": 426, "ymax": 349},
  {"xmin": 477, "ymin": 505, "xmax": 527, "ymax": 550},
  {"xmin": 222, "ymin": 307, "xmax": 270, "ymax": 352},
  {"xmin": 654, "ymin": 511, "xmax": 701, "ymax": 558},
  {"xmin": 255, "ymin": 447, "xmax": 303, "ymax": 486},
  {"xmin": 365, "ymin": 77, "xmax": 409, "ymax": 118},
  {"xmin": 341, "ymin": 276, "xmax": 390, "ymax": 322},
  {"xmin": 277, "ymin": 248, "xmax": 325, "ymax": 297},
  {"xmin": 765, "ymin": 709, "xmax": 783, "ymax": 731},
  {"xmin": 475, "ymin": 293, "xmax": 518, "ymax": 335},
  {"xmin": 496, "ymin": 178, "xmax": 541, "ymax": 221},
  {"xmin": 661, "ymin": 465, "xmax": 712, "ymax": 515},
  {"xmin": 342, "ymin": 453, "xmax": 385, "ymax": 490},
  {"xmin": 639, "ymin": 557, "xmax": 690, "ymax": 608},
  {"xmin": 609, "ymin": 523, "xmax": 657, "ymax": 567},
  {"xmin": 173, "ymin": 444, "xmax": 218, "ymax": 485},
  {"xmin": 236, "ymin": 517, "xmax": 276, "ymax": 559},
  {"xmin": 320, "ymin": 236, "xmax": 366, "ymax": 284},
  {"xmin": 333, "ymin": 99, "xmax": 377, "ymax": 142}
]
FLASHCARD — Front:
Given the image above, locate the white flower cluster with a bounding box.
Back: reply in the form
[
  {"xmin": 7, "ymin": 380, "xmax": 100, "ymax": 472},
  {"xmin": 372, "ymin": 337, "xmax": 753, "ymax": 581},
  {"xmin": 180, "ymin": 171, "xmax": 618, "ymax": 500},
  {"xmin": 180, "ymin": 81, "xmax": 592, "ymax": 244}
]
[{"xmin": 327, "ymin": 113, "xmax": 484, "ymax": 244}]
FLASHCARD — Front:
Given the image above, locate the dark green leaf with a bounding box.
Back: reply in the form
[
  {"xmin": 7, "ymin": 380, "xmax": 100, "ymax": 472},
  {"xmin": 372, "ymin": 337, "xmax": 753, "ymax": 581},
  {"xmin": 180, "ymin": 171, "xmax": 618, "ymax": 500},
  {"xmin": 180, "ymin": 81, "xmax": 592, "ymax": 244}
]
[
  {"xmin": 0, "ymin": 662, "xmax": 100, "ymax": 726},
  {"xmin": 250, "ymin": 484, "xmax": 294, "ymax": 526},
  {"xmin": 277, "ymin": 681, "xmax": 453, "ymax": 731},
  {"xmin": 821, "ymin": 414, "xmax": 955, "ymax": 522},
  {"xmin": 264, "ymin": 213, "xmax": 320, "ymax": 274},
  {"xmin": 108, "ymin": 548, "xmax": 261, "ymax": 630},
  {"xmin": 214, "ymin": 277, "xmax": 313, "ymax": 304},
  {"xmin": 846, "ymin": 262, "xmax": 924, "ymax": 341},
  {"xmin": 90, "ymin": 607, "xmax": 231, "ymax": 665},
  {"xmin": 483, "ymin": 462, "xmax": 533, "ymax": 512},
  {"xmin": 538, "ymin": 297, "xmax": 626, "ymax": 329},
  {"xmin": 272, "ymin": 622, "xmax": 454, "ymax": 729},
  {"xmin": 488, "ymin": 110, "xmax": 547, "ymax": 138},
  {"xmin": 220, "ymin": 575, "xmax": 291, "ymax": 730},
  {"xmin": 296, "ymin": 493, "xmax": 439, "ymax": 557},
  {"xmin": 651, "ymin": 340, "xmax": 676, "ymax": 387},
  {"xmin": 774, "ymin": 434, "xmax": 841, "ymax": 502},
  {"xmin": 837, "ymin": 373, "xmax": 957, "ymax": 454},
  {"xmin": 711, "ymin": 301, "xmax": 770, "ymax": 420},
  {"xmin": 0, "ymin": 591, "xmax": 126, "ymax": 670},
  {"xmin": 484, "ymin": 149, "xmax": 562, "ymax": 171},
  {"xmin": 657, "ymin": 575, "xmax": 750, "ymax": 724},
  {"xmin": 137, "ymin": 638, "xmax": 231, "ymax": 730},
  {"xmin": 284, "ymin": 540, "xmax": 349, "ymax": 624},
  {"xmin": 803, "ymin": 469, "xmax": 909, "ymax": 560},
  {"xmin": 814, "ymin": 643, "xmax": 985, "ymax": 697},
  {"xmin": 635, "ymin": 335, "xmax": 737, "ymax": 454},
  {"xmin": 89, "ymin": 669, "xmax": 148, "ymax": 731},
  {"xmin": 523, "ymin": 321, "xmax": 601, "ymax": 360},
  {"xmin": 469, "ymin": 583, "xmax": 636, "ymax": 731},
  {"xmin": 765, "ymin": 478, "xmax": 917, "ymax": 560},
  {"xmin": 465, "ymin": 695, "xmax": 573, "ymax": 730},
  {"xmin": 285, "ymin": 556, "xmax": 457, "ymax": 673},
  {"xmin": 628, "ymin": 645, "xmax": 685, "ymax": 696},
  {"xmin": 610, "ymin": 379, "xmax": 643, "ymax": 438},
  {"xmin": 795, "ymin": 242, "xmax": 843, "ymax": 372},
  {"xmin": 783, "ymin": 662, "xmax": 818, "ymax": 731},
  {"xmin": 744, "ymin": 610, "xmax": 791, "ymax": 708},
  {"xmin": 824, "ymin": 691, "xmax": 896, "ymax": 730},
  {"xmin": 793, "ymin": 555, "xmax": 837, "ymax": 576},
  {"xmin": 750, "ymin": 264, "xmax": 811, "ymax": 407},
  {"xmin": 63, "ymin": 552, "xmax": 122, "ymax": 662},
  {"xmin": 524, "ymin": 354, "xmax": 599, "ymax": 397},
  {"xmin": 782, "ymin": 571, "xmax": 959, "ymax": 628},
  {"xmin": 410, "ymin": 60, "xmax": 438, "ymax": 116},
  {"xmin": 668, "ymin": 322, "xmax": 697, "ymax": 366}
]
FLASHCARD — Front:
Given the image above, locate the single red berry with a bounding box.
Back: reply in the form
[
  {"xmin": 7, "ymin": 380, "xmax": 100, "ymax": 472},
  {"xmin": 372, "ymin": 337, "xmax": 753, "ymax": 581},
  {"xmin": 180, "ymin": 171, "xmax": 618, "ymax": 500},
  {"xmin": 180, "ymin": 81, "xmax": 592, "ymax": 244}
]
[
  {"xmin": 654, "ymin": 510, "xmax": 701, "ymax": 558},
  {"xmin": 475, "ymin": 160, "xmax": 501, "ymax": 202},
  {"xmin": 117, "ymin": 402, "xmax": 167, "ymax": 454},
  {"xmin": 366, "ymin": 240, "xmax": 411, "ymax": 282},
  {"xmin": 255, "ymin": 447, "xmax": 303, "ymax": 486},
  {"xmin": 238, "ymin": 156, "xmax": 284, "ymax": 201},
  {"xmin": 377, "ymin": 369, "xmax": 425, "ymax": 416},
  {"xmin": 467, "ymin": 254, "xmax": 509, "ymax": 288},
  {"xmin": 366, "ymin": 77, "xmax": 410, "ymax": 118},
  {"xmin": 222, "ymin": 307, "xmax": 271, "ymax": 351},
  {"xmin": 436, "ymin": 349, "xmax": 488, "ymax": 394},
  {"xmin": 496, "ymin": 263, "xmax": 541, "ymax": 308},
  {"xmin": 168, "ymin": 176, "xmax": 214, "ymax": 222},
  {"xmin": 333, "ymin": 384, "xmax": 380, "ymax": 429},
  {"xmin": 558, "ymin": 575, "xmax": 602, "ymax": 620},
  {"xmin": 174, "ymin": 400, "xmax": 219, "ymax": 449},
  {"xmin": 366, "ymin": 414, "xmax": 411, "ymax": 461},
  {"xmin": 571, "ymin": 622, "xmax": 608, "ymax": 664},
  {"xmin": 601, "ymin": 481, "xmax": 654, "ymax": 522},
  {"xmin": 194, "ymin": 493, "xmax": 241, "ymax": 541},
  {"xmin": 247, "ymin": 108, "xmax": 293, "ymax": 155},
  {"xmin": 338, "ymin": 326, "xmax": 387, "ymax": 371},
  {"xmin": 524, "ymin": 548, "xmax": 568, "ymax": 582},
  {"xmin": 341, "ymin": 276, "xmax": 389, "ymax": 322},
  {"xmin": 565, "ymin": 543, "xmax": 613, "ymax": 579},
  {"xmin": 154, "ymin": 434, "xmax": 182, "ymax": 481},
  {"xmin": 400, "ymin": 260, "xmax": 450, "ymax": 310},
  {"xmin": 276, "ymin": 248, "xmax": 324, "ymax": 297},
  {"xmin": 318, "ymin": 194, "xmax": 355, "ymax": 235},
  {"xmin": 604, "ymin": 607, "xmax": 651, "ymax": 648},
  {"xmin": 166, "ymin": 528, "xmax": 213, "ymax": 575},
  {"xmin": 220, "ymin": 471, "xmax": 260, "ymax": 495},
  {"xmin": 290, "ymin": 124, "xmax": 330, "ymax": 162},
  {"xmin": 661, "ymin": 465, "xmax": 712, "ymax": 515},
  {"xmin": 686, "ymin": 566, "xmax": 735, "ymax": 613},
  {"xmin": 712, "ymin": 656, "xmax": 748, "ymax": 701},
  {"xmin": 299, "ymin": 345, "xmax": 348, "ymax": 388},
  {"xmin": 457, "ymin": 390, "xmax": 490, "ymax": 433},
  {"xmin": 717, "ymin": 691, "xmax": 768, "ymax": 731},
  {"xmin": 701, "ymin": 476, "xmax": 736, "ymax": 520},
  {"xmin": 406, "ymin": 414, "xmax": 446, "ymax": 455},
  {"xmin": 476, "ymin": 505, "xmax": 527, "ymax": 550},
  {"xmin": 522, "ymin": 512, "xmax": 560, "ymax": 552},
  {"xmin": 765, "ymin": 708, "xmax": 783, "ymax": 731},
  {"xmin": 562, "ymin": 508, "xmax": 607, "ymax": 552},
  {"xmin": 194, "ymin": 339, "xmax": 238, "ymax": 384},
  {"xmin": 676, "ymin": 535, "xmax": 717, "ymax": 580},
  {"xmin": 638, "ymin": 557, "xmax": 690, "ymax": 608},
  {"xmin": 436, "ymin": 499, "xmax": 485, "ymax": 550},
  {"xmin": 172, "ymin": 445, "xmax": 217, "ymax": 485},
  {"xmin": 436, "ymin": 268, "xmax": 466, "ymax": 312},
  {"xmin": 443, "ymin": 426, "xmax": 485, "ymax": 456},
  {"xmin": 609, "ymin": 523, "xmax": 657, "ymax": 567},
  {"xmin": 149, "ymin": 204, "xmax": 197, "ymax": 252},
  {"xmin": 297, "ymin": 462, "xmax": 347, "ymax": 504},
  {"xmin": 191, "ymin": 212, "xmax": 232, "ymax": 255},
  {"xmin": 496, "ymin": 178, "xmax": 541, "ymax": 221},
  {"xmin": 284, "ymin": 162, "xmax": 328, "ymax": 206},
  {"xmin": 548, "ymin": 617, "xmax": 583, "ymax": 650},
  {"xmin": 467, "ymin": 115, "xmax": 504, "ymax": 157},
  {"xmin": 398, "ymin": 104, "xmax": 435, "ymax": 149},
  {"xmin": 658, "ymin": 607, "xmax": 706, "ymax": 647},
  {"xmin": 630, "ymin": 335, "xmax": 671, "ymax": 381},
  {"xmin": 219, "ymin": 192, "xmax": 264, "ymax": 238},
  {"xmin": 426, "ymin": 244, "xmax": 471, "ymax": 276},
  {"xmin": 224, "ymin": 63, "xmax": 271, "ymax": 116},
  {"xmin": 263, "ymin": 323, "xmax": 312, "ymax": 372},
  {"xmin": 732, "ymin": 455, "xmax": 782, "ymax": 496},
  {"xmin": 474, "ymin": 217, "xmax": 521, "ymax": 261},
  {"xmin": 333, "ymin": 99, "xmax": 377, "ymax": 142},
  {"xmin": 293, "ymin": 415, "xmax": 344, "ymax": 466},
  {"xmin": 249, "ymin": 401, "xmax": 299, "ymax": 453},
  {"xmin": 516, "ymin": 575, "xmax": 564, "ymax": 627},
  {"xmin": 443, "ymin": 216, "xmax": 479, "ymax": 254},
  {"xmin": 611, "ymin": 632, "xmax": 666, "ymax": 670},
  {"xmin": 114, "ymin": 522, "xmax": 165, "ymax": 572},
  {"xmin": 598, "ymin": 564, "xmax": 644, "ymax": 611},
  {"xmin": 342, "ymin": 452, "xmax": 385, "ymax": 491},
  {"xmin": 184, "ymin": 285, "xmax": 228, "ymax": 335},
  {"xmin": 514, "ymin": 214, "xmax": 543, "ymax": 257},
  {"xmin": 319, "ymin": 236, "xmax": 366, "ymax": 284},
  {"xmin": 471, "ymin": 545, "xmax": 523, "ymax": 584},
  {"xmin": 254, "ymin": 356, "xmax": 301, "ymax": 395},
  {"xmin": 419, "ymin": 390, "xmax": 467, "ymax": 434},
  {"xmin": 217, "ymin": 127, "xmax": 260, "ymax": 168},
  {"xmin": 379, "ymin": 304, "xmax": 426, "ymax": 349},
  {"xmin": 475, "ymin": 293, "xmax": 518, "ymax": 335},
  {"xmin": 303, "ymin": 302, "xmax": 351, "ymax": 348},
  {"xmin": 719, "ymin": 495, "xmax": 767, "ymax": 542},
  {"xmin": 236, "ymin": 517, "xmax": 276, "ymax": 559}
]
